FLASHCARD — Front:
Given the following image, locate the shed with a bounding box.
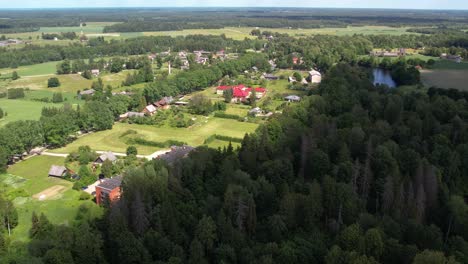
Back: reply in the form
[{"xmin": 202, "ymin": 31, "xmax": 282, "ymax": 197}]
[
  {"xmin": 95, "ymin": 152, "xmax": 117, "ymax": 164},
  {"xmin": 48, "ymin": 165, "xmax": 67, "ymax": 178}
]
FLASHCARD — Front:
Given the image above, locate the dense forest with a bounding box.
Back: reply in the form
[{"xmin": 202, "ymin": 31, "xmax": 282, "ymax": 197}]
[
  {"xmin": 3, "ymin": 63, "xmax": 468, "ymax": 263},
  {"xmin": 2, "ymin": 8, "xmax": 468, "ymax": 33}
]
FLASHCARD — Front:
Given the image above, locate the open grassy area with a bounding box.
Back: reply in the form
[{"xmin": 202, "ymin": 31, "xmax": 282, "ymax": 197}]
[
  {"xmin": 421, "ymin": 69, "xmax": 468, "ymax": 91},
  {"xmin": 0, "ymin": 89, "xmax": 81, "ymax": 127},
  {"xmin": 0, "ymin": 155, "xmax": 102, "ymax": 242},
  {"xmin": 39, "ymin": 22, "xmax": 115, "ymax": 34},
  {"xmin": 50, "ymin": 118, "xmax": 258, "ymax": 155},
  {"xmin": 141, "ymin": 26, "xmax": 416, "ymax": 40},
  {"xmin": 0, "ymin": 61, "xmax": 60, "ymax": 77},
  {"xmin": 6, "ymin": 74, "xmax": 93, "ymax": 92},
  {"xmin": 0, "ymin": 98, "xmax": 55, "ymax": 126}
]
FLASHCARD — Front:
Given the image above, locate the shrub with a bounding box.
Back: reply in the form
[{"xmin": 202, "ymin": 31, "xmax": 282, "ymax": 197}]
[
  {"xmin": 214, "ymin": 111, "xmax": 241, "ymax": 120},
  {"xmin": 48, "ymin": 77, "xmax": 61, "ymax": 88},
  {"xmin": 7, "ymin": 88, "xmax": 25, "ymax": 99},
  {"xmin": 126, "ymin": 145, "xmax": 138, "ymax": 156},
  {"xmin": 79, "ymin": 192, "xmax": 92, "ymax": 200}
]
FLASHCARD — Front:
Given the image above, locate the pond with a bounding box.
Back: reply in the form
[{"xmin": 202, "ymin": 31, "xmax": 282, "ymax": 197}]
[{"xmin": 373, "ymin": 68, "xmax": 396, "ymax": 88}]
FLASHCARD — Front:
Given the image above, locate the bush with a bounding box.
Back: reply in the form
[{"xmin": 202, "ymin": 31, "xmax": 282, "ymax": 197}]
[
  {"xmin": 79, "ymin": 192, "xmax": 92, "ymax": 200},
  {"xmin": 127, "ymin": 138, "xmax": 186, "ymax": 148},
  {"xmin": 11, "ymin": 71, "xmax": 19, "ymax": 80},
  {"xmin": 126, "ymin": 145, "xmax": 138, "ymax": 156},
  {"xmin": 214, "ymin": 111, "xmax": 241, "ymax": 120},
  {"xmin": 7, "ymin": 88, "xmax": 25, "ymax": 99},
  {"xmin": 204, "ymin": 134, "xmax": 243, "ymax": 144},
  {"xmin": 52, "ymin": 92, "xmax": 64, "ymax": 103},
  {"xmin": 48, "ymin": 77, "xmax": 61, "ymax": 88}
]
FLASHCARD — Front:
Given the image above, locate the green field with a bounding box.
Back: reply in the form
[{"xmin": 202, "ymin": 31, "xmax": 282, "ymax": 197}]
[
  {"xmin": 142, "ymin": 26, "xmax": 416, "ymax": 40},
  {"xmin": 39, "ymin": 22, "xmax": 115, "ymax": 34},
  {"xmin": 421, "ymin": 69, "xmax": 468, "ymax": 91},
  {"xmin": 0, "ymin": 155, "xmax": 102, "ymax": 242},
  {"xmin": 6, "ymin": 74, "xmax": 93, "ymax": 92},
  {"xmin": 0, "ymin": 61, "xmax": 59, "ymax": 77},
  {"xmin": 50, "ymin": 118, "xmax": 258, "ymax": 155},
  {"xmin": 0, "ymin": 98, "xmax": 55, "ymax": 126}
]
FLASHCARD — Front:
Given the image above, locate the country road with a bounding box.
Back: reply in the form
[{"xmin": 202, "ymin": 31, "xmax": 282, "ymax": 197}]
[{"xmin": 41, "ymin": 149, "xmax": 171, "ymax": 160}]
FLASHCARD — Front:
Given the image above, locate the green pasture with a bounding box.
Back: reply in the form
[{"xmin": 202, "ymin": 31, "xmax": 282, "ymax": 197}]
[
  {"xmin": 0, "ymin": 155, "xmax": 102, "ymax": 242},
  {"xmin": 0, "ymin": 98, "xmax": 54, "ymax": 126},
  {"xmin": 0, "ymin": 61, "xmax": 59, "ymax": 77},
  {"xmin": 421, "ymin": 69, "xmax": 468, "ymax": 91},
  {"xmin": 50, "ymin": 118, "xmax": 258, "ymax": 155}
]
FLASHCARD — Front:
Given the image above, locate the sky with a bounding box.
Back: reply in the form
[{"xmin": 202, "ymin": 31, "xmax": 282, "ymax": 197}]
[{"xmin": 1, "ymin": 0, "xmax": 468, "ymax": 10}]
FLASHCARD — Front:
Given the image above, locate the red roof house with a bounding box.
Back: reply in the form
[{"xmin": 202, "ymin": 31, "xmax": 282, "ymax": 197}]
[{"xmin": 217, "ymin": 84, "xmax": 266, "ymax": 103}]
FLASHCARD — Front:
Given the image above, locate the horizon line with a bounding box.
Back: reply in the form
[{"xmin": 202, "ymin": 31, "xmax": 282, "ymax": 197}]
[{"xmin": 0, "ymin": 7, "xmax": 467, "ymax": 11}]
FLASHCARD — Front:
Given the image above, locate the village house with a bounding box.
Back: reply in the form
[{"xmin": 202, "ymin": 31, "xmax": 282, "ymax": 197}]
[
  {"xmin": 441, "ymin": 53, "xmax": 463, "ymax": 63},
  {"xmin": 153, "ymin": 96, "xmax": 173, "ymax": 110},
  {"xmin": 157, "ymin": 146, "xmax": 195, "ymax": 164},
  {"xmin": 262, "ymin": 73, "xmax": 279, "ymax": 80},
  {"xmin": 95, "ymin": 175, "xmax": 123, "ymax": 205},
  {"xmin": 370, "ymin": 48, "xmax": 406, "ymax": 57},
  {"xmin": 94, "ymin": 152, "xmax": 118, "ymax": 164},
  {"xmin": 143, "ymin": 104, "xmax": 158, "ymax": 116},
  {"xmin": 307, "ymin": 70, "xmax": 322, "ymax": 84},
  {"xmin": 216, "ymin": 84, "xmax": 266, "ymax": 103},
  {"xmin": 249, "ymin": 107, "xmax": 263, "ymax": 116},
  {"xmin": 91, "ymin": 69, "xmax": 100, "ymax": 76},
  {"xmin": 79, "ymin": 89, "xmax": 95, "ymax": 99},
  {"xmin": 119, "ymin": 111, "xmax": 145, "ymax": 121},
  {"xmin": 285, "ymin": 95, "xmax": 301, "ymax": 102},
  {"xmin": 48, "ymin": 165, "xmax": 68, "ymax": 178}
]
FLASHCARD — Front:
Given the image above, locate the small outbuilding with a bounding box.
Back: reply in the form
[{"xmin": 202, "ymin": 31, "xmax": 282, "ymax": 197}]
[
  {"xmin": 48, "ymin": 165, "xmax": 68, "ymax": 178},
  {"xmin": 285, "ymin": 95, "xmax": 301, "ymax": 102},
  {"xmin": 95, "ymin": 152, "xmax": 117, "ymax": 164}
]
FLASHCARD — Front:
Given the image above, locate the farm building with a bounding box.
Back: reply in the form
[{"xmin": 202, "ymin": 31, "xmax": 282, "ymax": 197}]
[
  {"xmin": 143, "ymin": 104, "xmax": 158, "ymax": 116},
  {"xmin": 216, "ymin": 85, "xmax": 266, "ymax": 103},
  {"xmin": 288, "ymin": 76, "xmax": 297, "ymax": 83},
  {"xmin": 95, "ymin": 152, "xmax": 117, "ymax": 164},
  {"xmin": 285, "ymin": 95, "xmax": 301, "ymax": 102},
  {"xmin": 119, "ymin": 112, "xmax": 145, "ymax": 120},
  {"xmin": 262, "ymin": 73, "xmax": 279, "ymax": 80},
  {"xmin": 440, "ymin": 54, "xmax": 463, "ymax": 63},
  {"xmin": 48, "ymin": 165, "xmax": 68, "ymax": 178},
  {"xmin": 307, "ymin": 70, "xmax": 322, "ymax": 84},
  {"xmin": 91, "ymin": 69, "xmax": 100, "ymax": 76},
  {"xmin": 157, "ymin": 146, "xmax": 195, "ymax": 164},
  {"xmin": 79, "ymin": 89, "xmax": 95, "ymax": 96},
  {"xmin": 95, "ymin": 175, "xmax": 123, "ymax": 205}
]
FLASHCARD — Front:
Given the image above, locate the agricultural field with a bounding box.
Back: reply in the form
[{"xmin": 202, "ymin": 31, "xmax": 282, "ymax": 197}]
[
  {"xmin": 141, "ymin": 25, "xmax": 416, "ymax": 40},
  {"xmin": 0, "ymin": 155, "xmax": 102, "ymax": 242},
  {"xmin": 0, "ymin": 98, "xmax": 55, "ymax": 127},
  {"xmin": 50, "ymin": 118, "xmax": 258, "ymax": 155},
  {"xmin": 5, "ymin": 74, "xmax": 92, "ymax": 92},
  {"xmin": 0, "ymin": 61, "xmax": 59, "ymax": 77},
  {"xmin": 0, "ymin": 89, "xmax": 82, "ymax": 127},
  {"xmin": 421, "ymin": 69, "xmax": 468, "ymax": 91}
]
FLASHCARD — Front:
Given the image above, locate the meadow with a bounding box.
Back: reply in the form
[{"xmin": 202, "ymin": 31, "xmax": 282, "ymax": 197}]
[
  {"xmin": 0, "ymin": 98, "xmax": 56, "ymax": 127},
  {"xmin": 50, "ymin": 118, "xmax": 259, "ymax": 155},
  {"xmin": 421, "ymin": 69, "xmax": 468, "ymax": 91},
  {"xmin": 0, "ymin": 155, "xmax": 102, "ymax": 242},
  {"xmin": 141, "ymin": 26, "xmax": 416, "ymax": 40}
]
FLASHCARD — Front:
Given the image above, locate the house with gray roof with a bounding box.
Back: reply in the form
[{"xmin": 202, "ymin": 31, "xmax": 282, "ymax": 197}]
[
  {"xmin": 95, "ymin": 152, "xmax": 117, "ymax": 164},
  {"xmin": 48, "ymin": 165, "xmax": 68, "ymax": 178}
]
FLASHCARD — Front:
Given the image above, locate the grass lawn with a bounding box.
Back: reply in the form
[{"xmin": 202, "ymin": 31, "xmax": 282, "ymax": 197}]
[
  {"xmin": 0, "ymin": 98, "xmax": 55, "ymax": 126},
  {"xmin": 1, "ymin": 155, "xmax": 102, "ymax": 242},
  {"xmin": 141, "ymin": 26, "xmax": 416, "ymax": 40},
  {"xmin": 6, "ymin": 74, "xmax": 93, "ymax": 92},
  {"xmin": 38, "ymin": 22, "xmax": 115, "ymax": 34},
  {"xmin": 51, "ymin": 118, "xmax": 258, "ymax": 155},
  {"xmin": 433, "ymin": 60, "xmax": 468, "ymax": 70},
  {"xmin": 0, "ymin": 61, "xmax": 60, "ymax": 77},
  {"xmin": 421, "ymin": 69, "xmax": 468, "ymax": 91},
  {"xmin": 0, "ymin": 89, "xmax": 81, "ymax": 127}
]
